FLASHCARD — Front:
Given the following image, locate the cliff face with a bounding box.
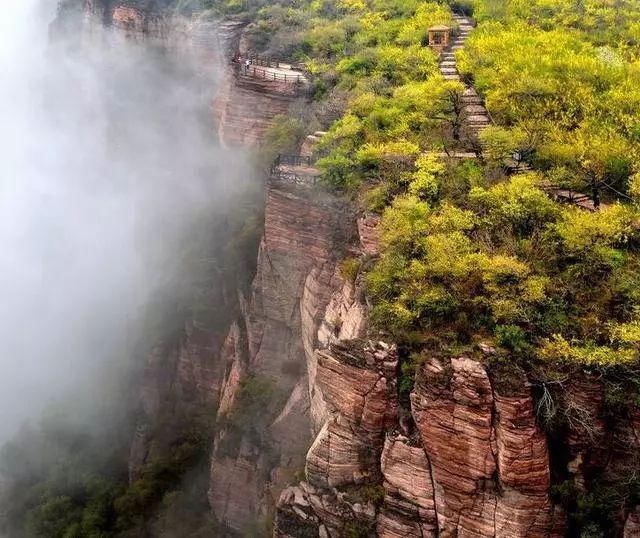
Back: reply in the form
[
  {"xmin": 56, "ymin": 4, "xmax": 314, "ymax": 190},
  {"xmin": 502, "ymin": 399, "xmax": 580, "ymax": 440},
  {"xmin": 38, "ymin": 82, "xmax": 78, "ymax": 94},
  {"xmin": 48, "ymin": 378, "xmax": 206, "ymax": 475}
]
[
  {"xmin": 207, "ymin": 180, "xmax": 355, "ymax": 532},
  {"xmin": 276, "ymin": 332, "xmax": 640, "ymax": 536},
  {"xmin": 78, "ymin": 5, "xmax": 640, "ymax": 535},
  {"xmin": 83, "ymin": 0, "xmax": 172, "ymax": 41},
  {"xmin": 410, "ymin": 358, "xmax": 560, "ymax": 537},
  {"xmin": 213, "ymin": 75, "xmax": 302, "ymax": 147},
  {"xmin": 271, "ymin": 211, "xmax": 639, "ymax": 537},
  {"xmin": 275, "ymin": 349, "xmax": 561, "ymax": 537}
]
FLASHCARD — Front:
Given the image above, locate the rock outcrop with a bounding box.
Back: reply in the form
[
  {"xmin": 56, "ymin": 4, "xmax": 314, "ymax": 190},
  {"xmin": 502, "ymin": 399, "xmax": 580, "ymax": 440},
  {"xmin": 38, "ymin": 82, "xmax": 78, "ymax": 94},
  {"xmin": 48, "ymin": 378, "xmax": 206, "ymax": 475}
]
[
  {"xmin": 410, "ymin": 357, "xmax": 561, "ymax": 537},
  {"xmin": 357, "ymin": 214, "xmax": 381, "ymax": 257},
  {"xmin": 213, "ymin": 73, "xmax": 304, "ymax": 147},
  {"xmin": 276, "ymin": 352, "xmax": 565, "ymax": 537},
  {"xmin": 376, "ymin": 434, "xmax": 437, "ymax": 537},
  {"xmin": 83, "ymin": 0, "xmax": 172, "ymax": 42},
  {"xmin": 303, "ymin": 266, "xmax": 368, "ymax": 432},
  {"xmin": 306, "ymin": 340, "xmax": 398, "ymax": 489},
  {"xmin": 208, "ymin": 181, "xmax": 354, "ymax": 532},
  {"xmin": 275, "ymin": 481, "xmax": 377, "ymax": 538}
]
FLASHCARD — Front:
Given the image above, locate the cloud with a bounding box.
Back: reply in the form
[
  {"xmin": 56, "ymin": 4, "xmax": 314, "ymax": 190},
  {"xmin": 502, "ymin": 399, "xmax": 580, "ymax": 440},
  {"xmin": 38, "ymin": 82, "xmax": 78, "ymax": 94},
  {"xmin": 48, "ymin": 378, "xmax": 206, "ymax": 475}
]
[{"xmin": 0, "ymin": 0, "xmax": 251, "ymax": 442}]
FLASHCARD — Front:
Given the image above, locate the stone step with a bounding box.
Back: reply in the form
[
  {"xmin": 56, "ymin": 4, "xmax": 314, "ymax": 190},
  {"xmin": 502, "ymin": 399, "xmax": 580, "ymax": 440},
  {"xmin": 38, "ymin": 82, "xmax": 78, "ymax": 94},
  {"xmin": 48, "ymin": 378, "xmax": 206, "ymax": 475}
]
[
  {"xmin": 439, "ymin": 61, "xmax": 457, "ymax": 68},
  {"xmin": 466, "ymin": 112, "xmax": 491, "ymax": 120},
  {"xmin": 451, "ymin": 45, "xmax": 464, "ymax": 50},
  {"xmin": 463, "ymin": 87, "xmax": 479, "ymax": 97},
  {"xmin": 441, "ymin": 54, "xmax": 456, "ymax": 60},
  {"xmin": 462, "ymin": 96, "xmax": 484, "ymax": 106},
  {"xmin": 443, "ymin": 74, "xmax": 461, "ymax": 80},
  {"xmin": 467, "ymin": 115, "xmax": 491, "ymax": 125},
  {"xmin": 463, "ymin": 104, "xmax": 487, "ymax": 114},
  {"xmin": 440, "ymin": 67, "xmax": 458, "ymax": 75}
]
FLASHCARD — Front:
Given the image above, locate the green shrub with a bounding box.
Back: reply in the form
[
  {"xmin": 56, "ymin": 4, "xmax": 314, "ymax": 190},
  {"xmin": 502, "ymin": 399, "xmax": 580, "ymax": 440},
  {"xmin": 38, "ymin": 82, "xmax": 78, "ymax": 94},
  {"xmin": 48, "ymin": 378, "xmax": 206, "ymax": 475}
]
[
  {"xmin": 340, "ymin": 257, "xmax": 361, "ymax": 283},
  {"xmin": 494, "ymin": 324, "xmax": 529, "ymax": 353}
]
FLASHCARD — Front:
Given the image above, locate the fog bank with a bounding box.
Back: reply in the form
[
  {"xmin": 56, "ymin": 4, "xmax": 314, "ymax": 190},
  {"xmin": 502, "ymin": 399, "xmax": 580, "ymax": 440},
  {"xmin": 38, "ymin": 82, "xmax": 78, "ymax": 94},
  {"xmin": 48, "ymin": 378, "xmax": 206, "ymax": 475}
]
[{"xmin": 0, "ymin": 0, "xmax": 251, "ymax": 442}]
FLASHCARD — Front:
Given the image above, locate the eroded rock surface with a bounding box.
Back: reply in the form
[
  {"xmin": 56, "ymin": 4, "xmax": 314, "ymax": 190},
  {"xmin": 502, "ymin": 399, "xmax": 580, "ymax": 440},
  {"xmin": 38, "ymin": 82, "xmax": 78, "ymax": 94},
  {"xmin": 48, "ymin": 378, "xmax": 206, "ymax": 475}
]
[
  {"xmin": 411, "ymin": 357, "xmax": 497, "ymax": 535},
  {"xmin": 275, "ymin": 481, "xmax": 377, "ymax": 538},
  {"xmin": 410, "ymin": 357, "xmax": 561, "ymax": 537},
  {"xmin": 277, "ymin": 354, "xmax": 565, "ymax": 537},
  {"xmin": 209, "ymin": 183, "xmax": 354, "ymax": 531},
  {"xmin": 306, "ymin": 340, "xmax": 398, "ymax": 489},
  {"xmin": 376, "ymin": 434, "xmax": 437, "ymax": 538}
]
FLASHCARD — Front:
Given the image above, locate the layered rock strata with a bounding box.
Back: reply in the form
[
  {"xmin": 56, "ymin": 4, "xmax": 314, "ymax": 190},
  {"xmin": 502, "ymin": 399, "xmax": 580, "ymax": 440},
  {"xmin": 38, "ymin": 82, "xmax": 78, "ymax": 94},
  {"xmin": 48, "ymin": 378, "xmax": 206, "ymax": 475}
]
[
  {"xmin": 213, "ymin": 73, "xmax": 303, "ymax": 147},
  {"xmin": 208, "ymin": 181, "xmax": 355, "ymax": 531},
  {"xmin": 305, "ymin": 340, "xmax": 399, "ymax": 489},
  {"xmin": 276, "ymin": 353, "xmax": 565, "ymax": 537},
  {"xmin": 376, "ymin": 433, "xmax": 437, "ymax": 537}
]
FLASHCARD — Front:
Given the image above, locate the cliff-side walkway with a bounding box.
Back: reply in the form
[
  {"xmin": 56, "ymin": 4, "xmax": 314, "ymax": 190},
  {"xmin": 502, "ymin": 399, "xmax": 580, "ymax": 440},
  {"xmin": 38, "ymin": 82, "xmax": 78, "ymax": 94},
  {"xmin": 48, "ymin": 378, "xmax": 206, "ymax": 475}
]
[
  {"xmin": 439, "ymin": 15, "xmax": 492, "ymax": 138},
  {"xmin": 441, "ymin": 14, "xmax": 605, "ymax": 210}
]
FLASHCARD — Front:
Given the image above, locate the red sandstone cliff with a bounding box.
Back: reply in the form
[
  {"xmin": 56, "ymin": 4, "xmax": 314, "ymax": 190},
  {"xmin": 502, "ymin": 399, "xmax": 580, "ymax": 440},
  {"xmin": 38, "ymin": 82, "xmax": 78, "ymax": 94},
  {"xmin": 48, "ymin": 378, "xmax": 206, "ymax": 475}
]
[
  {"xmin": 272, "ymin": 211, "xmax": 640, "ymax": 536},
  {"xmin": 273, "ymin": 210, "xmax": 563, "ymax": 536},
  {"xmin": 207, "ymin": 180, "xmax": 355, "ymax": 532},
  {"xmin": 77, "ymin": 5, "xmax": 640, "ymax": 535},
  {"xmin": 275, "ymin": 350, "xmax": 563, "ymax": 537}
]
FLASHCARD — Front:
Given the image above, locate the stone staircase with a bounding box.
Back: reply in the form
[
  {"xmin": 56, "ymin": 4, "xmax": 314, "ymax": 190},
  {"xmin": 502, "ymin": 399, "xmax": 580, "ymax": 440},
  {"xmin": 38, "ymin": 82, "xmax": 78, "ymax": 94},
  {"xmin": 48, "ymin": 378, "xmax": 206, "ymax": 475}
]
[
  {"xmin": 437, "ymin": 14, "xmax": 603, "ymax": 211},
  {"xmin": 439, "ymin": 15, "xmax": 492, "ymax": 139}
]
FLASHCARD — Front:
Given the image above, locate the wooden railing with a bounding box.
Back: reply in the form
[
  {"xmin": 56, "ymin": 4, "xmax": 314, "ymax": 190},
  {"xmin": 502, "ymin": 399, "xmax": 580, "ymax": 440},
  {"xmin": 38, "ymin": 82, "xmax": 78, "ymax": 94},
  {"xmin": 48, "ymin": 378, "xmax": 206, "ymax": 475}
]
[
  {"xmin": 239, "ymin": 64, "xmax": 305, "ymax": 84},
  {"xmin": 270, "ymin": 154, "xmax": 312, "ymax": 175},
  {"xmin": 247, "ymin": 55, "xmax": 280, "ymax": 68},
  {"xmin": 233, "ymin": 54, "xmax": 281, "ymax": 68}
]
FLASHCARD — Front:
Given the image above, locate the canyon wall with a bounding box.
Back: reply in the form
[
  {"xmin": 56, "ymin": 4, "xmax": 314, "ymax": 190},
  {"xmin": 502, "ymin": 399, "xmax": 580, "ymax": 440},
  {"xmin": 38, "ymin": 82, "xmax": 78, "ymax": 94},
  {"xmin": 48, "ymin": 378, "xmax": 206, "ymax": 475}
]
[
  {"xmin": 76, "ymin": 4, "xmax": 640, "ymax": 535},
  {"xmin": 207, "ymin": 179, "xmax": 355, "ymax": 532},
  {"xmin": 276, "ymin": 340, "xmax": 640, "ymax": 537}
]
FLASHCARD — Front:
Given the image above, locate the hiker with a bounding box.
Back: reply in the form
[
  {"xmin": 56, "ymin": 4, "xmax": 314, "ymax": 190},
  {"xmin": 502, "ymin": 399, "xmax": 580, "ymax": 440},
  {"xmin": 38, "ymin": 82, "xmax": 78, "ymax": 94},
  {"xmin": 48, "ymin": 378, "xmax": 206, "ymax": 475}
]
[{"xmin": 244, "ymin": 58, "xmax": 250, "ymax": 74}]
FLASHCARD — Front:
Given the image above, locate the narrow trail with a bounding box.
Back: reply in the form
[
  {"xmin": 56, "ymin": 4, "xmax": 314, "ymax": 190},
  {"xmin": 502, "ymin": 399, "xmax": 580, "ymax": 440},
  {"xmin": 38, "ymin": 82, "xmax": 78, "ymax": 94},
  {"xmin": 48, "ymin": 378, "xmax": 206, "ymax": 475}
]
[
  {"xmin": 439, "ymin": 15, "xmax": 605, "ymax": 210},
  {"xmin": 439, "ymin": 15, "xmax": 492, "ymax": 138}
]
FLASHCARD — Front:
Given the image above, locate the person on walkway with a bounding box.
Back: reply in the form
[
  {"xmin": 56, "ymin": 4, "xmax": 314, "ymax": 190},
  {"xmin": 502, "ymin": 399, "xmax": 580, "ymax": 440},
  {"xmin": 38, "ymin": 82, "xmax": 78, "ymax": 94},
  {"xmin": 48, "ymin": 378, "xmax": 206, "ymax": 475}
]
[{"xmin": 244, "ymin": 58, "xmax": 250, "ymax": 75}]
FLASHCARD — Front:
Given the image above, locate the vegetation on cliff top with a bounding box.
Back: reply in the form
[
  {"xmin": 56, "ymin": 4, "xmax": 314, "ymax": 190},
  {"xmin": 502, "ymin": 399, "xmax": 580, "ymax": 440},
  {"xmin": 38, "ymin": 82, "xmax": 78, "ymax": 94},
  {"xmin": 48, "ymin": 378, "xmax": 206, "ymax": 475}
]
[{"xmin": 243, "ymin": 0, "xmax": 640, "ymax": 371}]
